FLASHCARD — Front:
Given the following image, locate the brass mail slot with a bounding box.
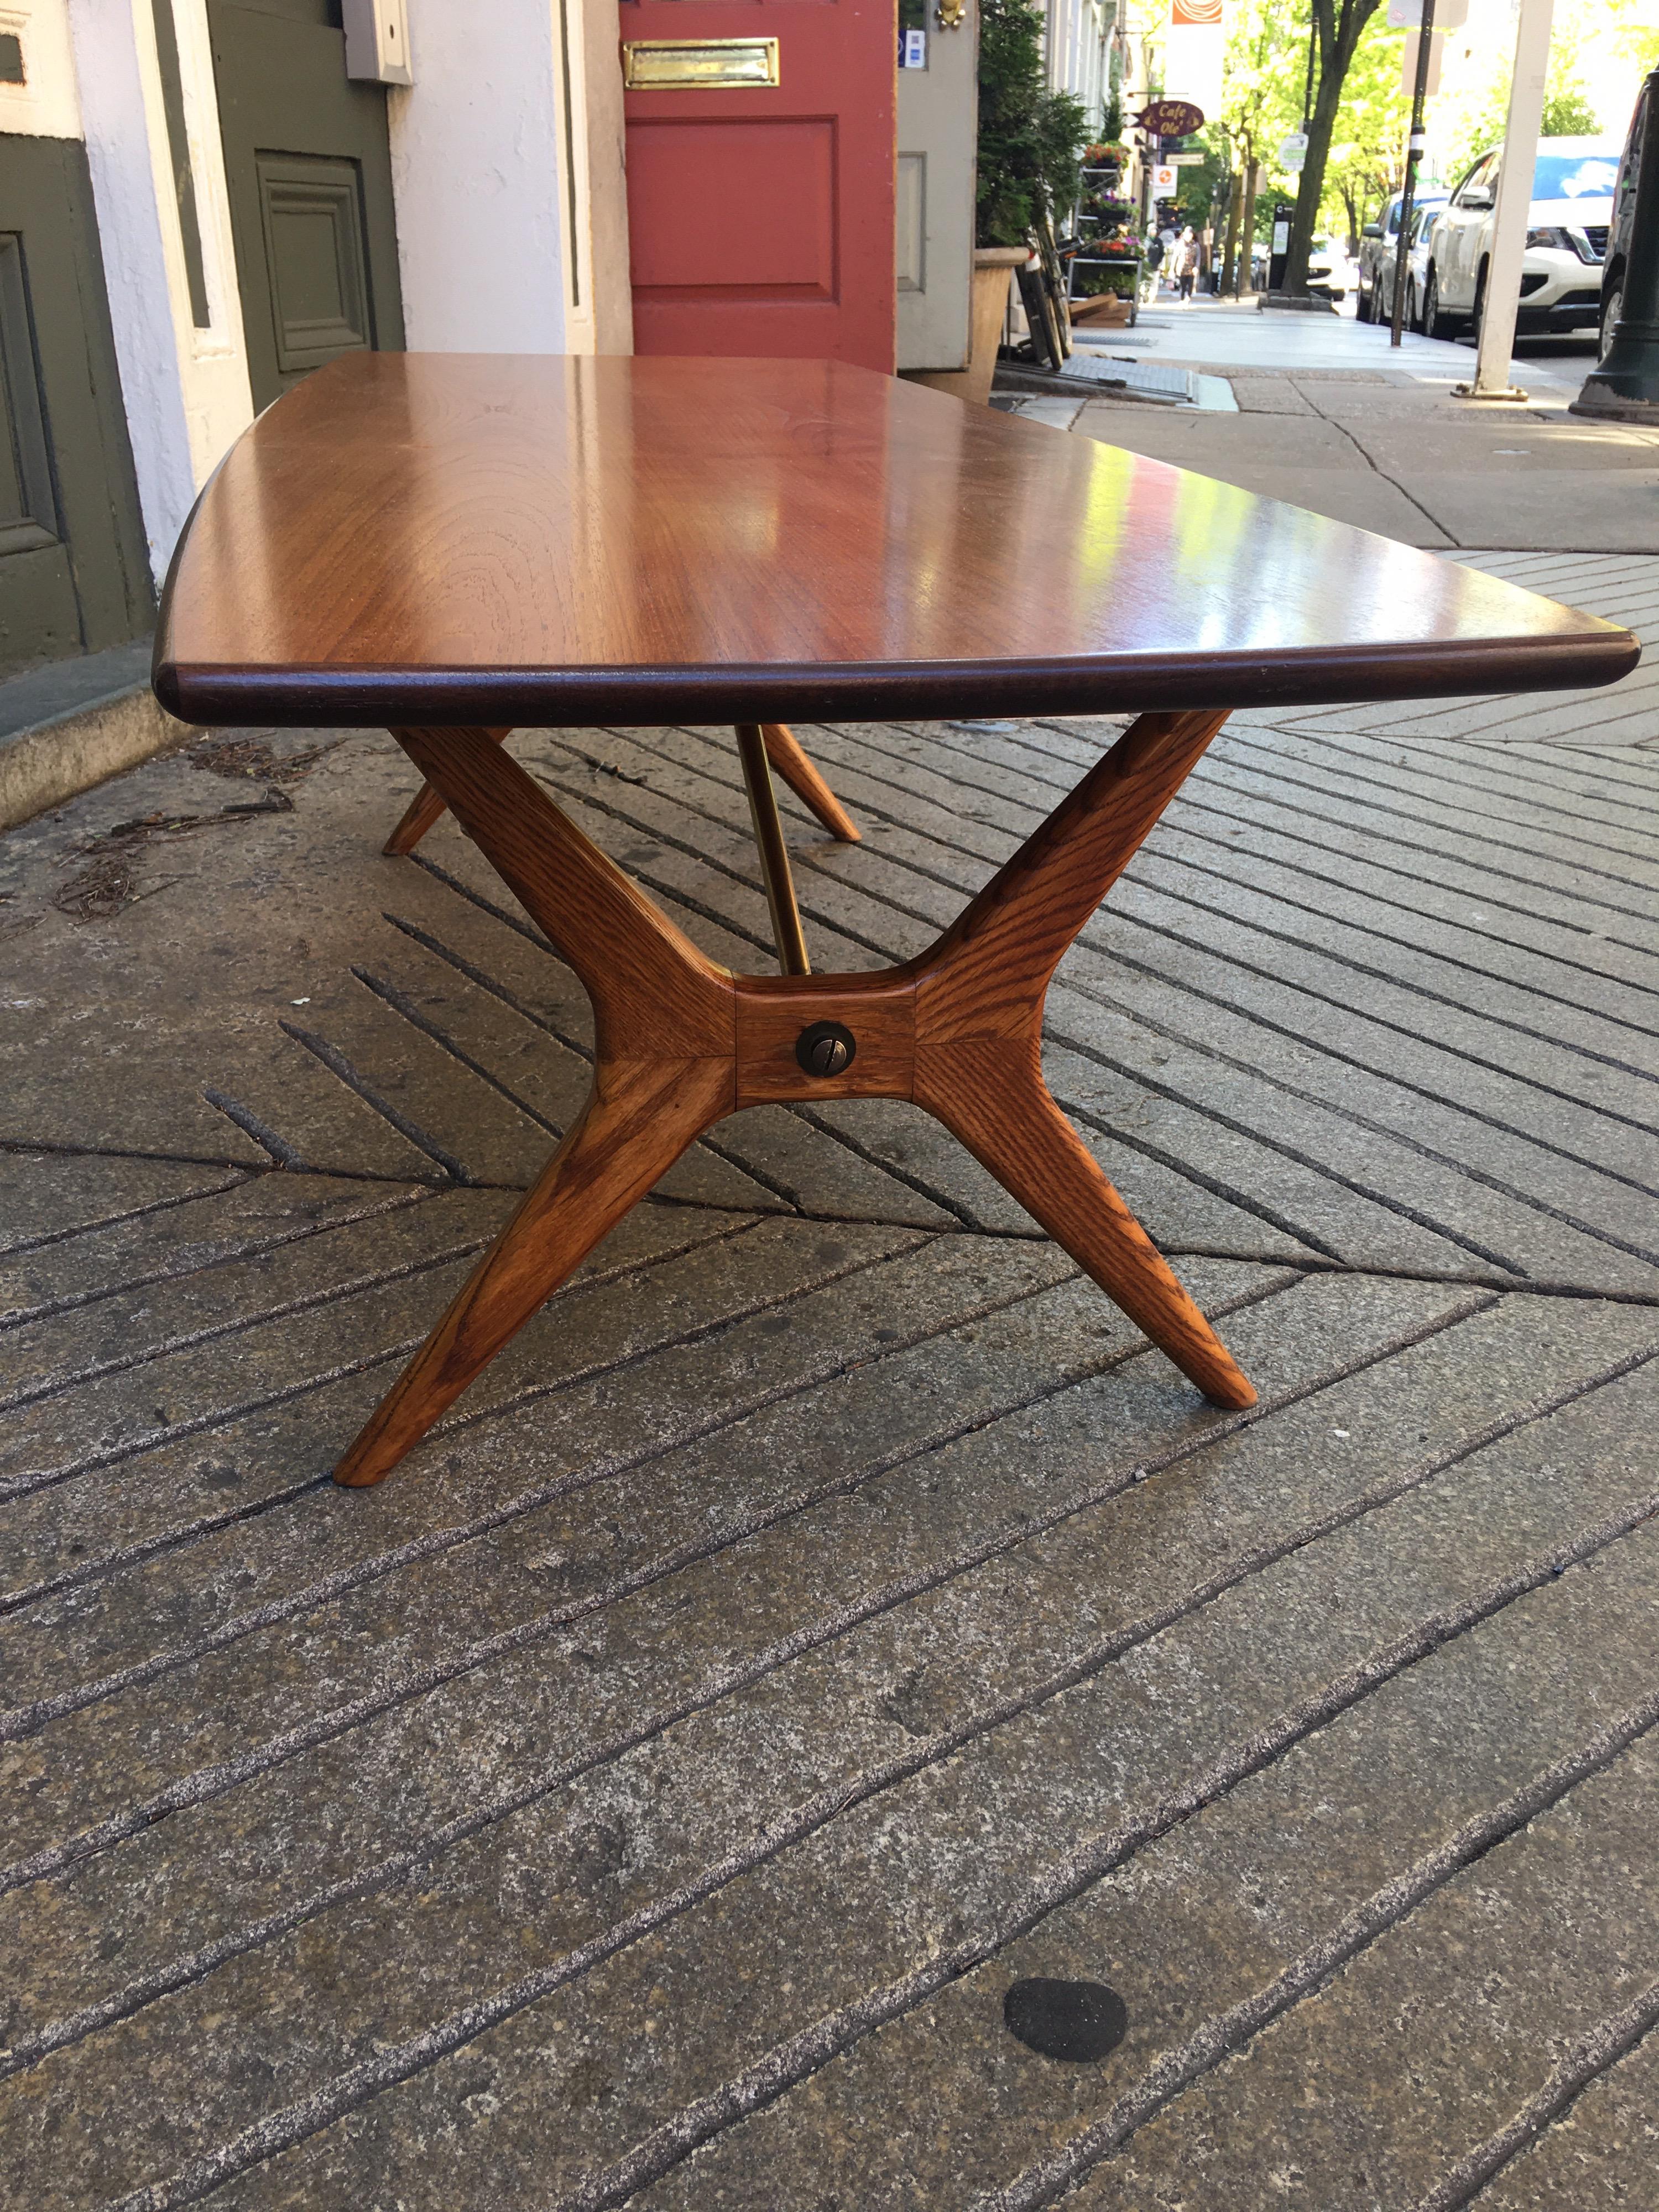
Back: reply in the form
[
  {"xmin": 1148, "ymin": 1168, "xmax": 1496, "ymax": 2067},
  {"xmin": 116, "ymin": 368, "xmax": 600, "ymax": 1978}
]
[{"xmin": 622, "ymin": 37, "xmax": 780, "ymax": 88}]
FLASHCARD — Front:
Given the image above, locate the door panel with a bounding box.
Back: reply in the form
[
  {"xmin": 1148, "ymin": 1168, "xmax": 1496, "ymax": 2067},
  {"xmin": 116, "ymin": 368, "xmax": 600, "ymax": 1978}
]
[
  {"xmin": 627, "ymin": 119, "xmax": 837, "ymax": 296},
  {"xmin": 0, "ymin": 231, "xmax": 76, "ymax": 665},
  {"xmin": 895, "ymin": 0, "xmax": 977, "ymax": 371},
  {"xmin": 208, "ymin": 0, "xmax": 403, "ymax": 413},
  {"xmin": 0, "ymin": 137, "xmax": 149, "ymax": 676},
  {"xmin": 255, "ymin": 153, "xmax": 373, "ymax": 373},
  {"xmin": 896, "ymin": 151, "xmax": 924, "ymax": 295},
  {"xmin": 620, "ymin": 0, "xmax": 895, "ymax": 371}
]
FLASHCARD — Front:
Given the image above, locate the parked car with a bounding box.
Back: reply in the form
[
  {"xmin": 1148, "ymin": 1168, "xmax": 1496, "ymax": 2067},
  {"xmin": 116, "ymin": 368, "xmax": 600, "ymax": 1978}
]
[
  {"xmin": 1422, "ymin": 136, "xmax": 1620, "ymax": 339},
  {"xmin": 1355, "ymin": 190, "xmax": 1448, "ymax": 321},
  {"xmin": 1307, "ymin": 236, "xmax": 1354, "ymax": 299},
  {"xmin": 1599, "ymin": 80, "xmax": 1650, "ymax": 358},
  {"xmin": 1373, "ymin": 200, "xmax": 1438, "ymax": 331}
]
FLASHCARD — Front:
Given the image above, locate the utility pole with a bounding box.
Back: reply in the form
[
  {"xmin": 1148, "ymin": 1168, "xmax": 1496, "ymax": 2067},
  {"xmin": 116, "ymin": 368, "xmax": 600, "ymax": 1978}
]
[
  {"xmin": 1455, "ymin": 0, "xmax": 1556, "ymax": 400},
  {"xmin": 1389, "ymin": 0, "xmax": 1436, "ymax": 346}
]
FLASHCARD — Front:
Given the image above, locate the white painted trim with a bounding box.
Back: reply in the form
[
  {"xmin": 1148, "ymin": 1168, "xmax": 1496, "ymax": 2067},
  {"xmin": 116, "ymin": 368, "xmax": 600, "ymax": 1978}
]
[
  {"xmin": 66, "ymin": 0, "xmax": 195, "ymax": 577},
  {"xmin": 165, "ymin": 2, "xmax": 256, "ymax": 460},
  {"xmin": 552, "ymin": 0, "xmax": 596, "ymax": 352},
  {"xmin": 0, "ymin": 0, "xmax": 82, "ymax": 138},
  {"xmin": 65, "ymin": 0, "xmax": 253, "ymax": 582}
]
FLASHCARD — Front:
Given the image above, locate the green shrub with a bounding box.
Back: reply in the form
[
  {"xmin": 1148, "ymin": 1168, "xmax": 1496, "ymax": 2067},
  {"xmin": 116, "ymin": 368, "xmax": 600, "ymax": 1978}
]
[{"xmin": 977, "ymin": 0, "xmax": 1092, "ymax": 244}]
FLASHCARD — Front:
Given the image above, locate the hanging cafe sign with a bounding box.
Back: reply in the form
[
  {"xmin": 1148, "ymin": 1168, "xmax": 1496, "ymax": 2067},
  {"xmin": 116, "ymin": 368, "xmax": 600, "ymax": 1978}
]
[{"xmin": 1135, "ymin": 99, "xmax": 1206, "ymax": 138}]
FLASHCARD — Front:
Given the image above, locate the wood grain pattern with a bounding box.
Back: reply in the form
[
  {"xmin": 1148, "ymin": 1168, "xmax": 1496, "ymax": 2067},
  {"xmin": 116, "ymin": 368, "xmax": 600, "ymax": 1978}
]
[
  {"xmin": 338, "ymin": 711, "xmax": 1251, "ymax": 1487},
  {"xmin": 733, "ymin": 971, "xmax": 917, "ymax": 1107},
  {"xmin": 154, "ymin": 353, "xmax": 1640, "ymax": 731},
  {"xmin": 333, "ymin": 1055, "xmax": 733, "ymax": 1485},
  {"xmin": 389, "ymin": 724, "xmax": 734, "ymax": 1063},
  {"xmin": 914, "ymin": 1034, "xmax": 1255, "ymax": 1410},
  {"xmin": 910, "ymin": 708, "xmax": 1251, "ymax": 1411},
  {"xmin": 382, "ymin": 727, "xmax": 511, "ymax": 855}
]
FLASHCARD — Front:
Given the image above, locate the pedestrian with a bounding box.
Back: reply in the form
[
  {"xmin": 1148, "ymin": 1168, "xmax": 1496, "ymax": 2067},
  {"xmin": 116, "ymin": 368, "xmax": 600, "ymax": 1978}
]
[
  {"xmin": 1178, "ymin": 226, "xmax": 1198, "ymax": 301},
  {"xmin": 1142, "ymin": 228, "xmax": 1165, "ymax": 304}
]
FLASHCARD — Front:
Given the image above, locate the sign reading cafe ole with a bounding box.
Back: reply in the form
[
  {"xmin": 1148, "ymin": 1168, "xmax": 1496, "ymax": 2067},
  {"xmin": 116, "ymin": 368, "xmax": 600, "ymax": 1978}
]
[{"xmin": 1136, "ymin": 98, "xmax": 1206, "ymax": 137}]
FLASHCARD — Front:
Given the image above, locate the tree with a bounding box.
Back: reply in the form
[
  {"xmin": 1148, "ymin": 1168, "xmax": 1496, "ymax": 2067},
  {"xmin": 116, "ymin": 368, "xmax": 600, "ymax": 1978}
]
[
  {"xmin": 1443, "ymin": 67, "xmax": 1604, "ymax": 183},
  {"xmin": 1216, "ymin": 0, "xmax": 1413, "ymax": 279},
  {"xmin": 1218, "ymin": 0, "xmax": 1303, "ymax": 286},
  {"xmin": 977, "ymin": 0, "xmax": 1092, "ymax": 244},
  {"xmin": 1319, "ymin": 18, "xmax": 1411, "ymax": 249},
  {"xmin": 1283, "ymin": 0, "xmax": 1389, "ymax": 295},
  {"xmin": 1173, "ymin": 128, "xmax": 1230, "ymax": 229}
]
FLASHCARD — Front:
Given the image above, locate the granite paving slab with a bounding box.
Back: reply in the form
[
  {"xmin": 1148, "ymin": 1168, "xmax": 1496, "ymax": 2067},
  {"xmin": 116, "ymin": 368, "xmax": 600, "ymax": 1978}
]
[{"xmin": 2, "ymin": 691, "xmax": 1656, "ymax": 2209}]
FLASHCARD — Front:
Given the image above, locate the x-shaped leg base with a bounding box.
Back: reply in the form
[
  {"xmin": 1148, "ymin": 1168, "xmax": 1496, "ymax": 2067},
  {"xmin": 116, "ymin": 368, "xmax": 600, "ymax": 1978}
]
[{"xmin": 337, "ymin": 712, "xmax": 1254, "ymax": 1486}]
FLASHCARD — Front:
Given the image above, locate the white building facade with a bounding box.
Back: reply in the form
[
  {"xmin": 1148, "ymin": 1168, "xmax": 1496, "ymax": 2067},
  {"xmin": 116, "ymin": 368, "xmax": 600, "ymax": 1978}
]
[{"xmin": 1, "ymin": 0, "xmax": 628, "ymax": 680}]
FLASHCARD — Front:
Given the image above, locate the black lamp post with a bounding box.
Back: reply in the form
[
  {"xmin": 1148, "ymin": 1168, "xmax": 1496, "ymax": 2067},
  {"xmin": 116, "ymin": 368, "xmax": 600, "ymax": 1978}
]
[{"xmin": 1573, "ymin": 69, "xmax": 1659, "ymax": 421}]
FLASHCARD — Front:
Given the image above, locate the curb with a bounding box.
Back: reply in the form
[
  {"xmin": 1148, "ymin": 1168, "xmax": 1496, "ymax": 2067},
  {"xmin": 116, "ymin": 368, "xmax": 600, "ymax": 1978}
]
[{"xmin": 0, "ymin": 655, "xmax": 187, "ymax": 833}]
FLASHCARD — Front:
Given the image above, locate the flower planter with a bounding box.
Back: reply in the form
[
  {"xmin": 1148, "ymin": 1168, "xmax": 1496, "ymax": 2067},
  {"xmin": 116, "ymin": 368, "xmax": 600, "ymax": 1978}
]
[{"xmin": 901, "ymin": 247, "xmax": 1029, "ymax": 406}]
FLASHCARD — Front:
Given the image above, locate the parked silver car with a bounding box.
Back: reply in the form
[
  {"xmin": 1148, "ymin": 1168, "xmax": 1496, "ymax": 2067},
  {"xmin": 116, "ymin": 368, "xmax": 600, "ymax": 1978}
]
[
  {"xmin": 1373, "ymin": 201, "xmax": 1438, "ymax": 331},
  {"xmin": 1356, "ymin": 190, "xmax": 1448, "ymax": 322},
  {"xmin": 1422, "ymin": 137, "xmax": 1620, "ymax": 339}
]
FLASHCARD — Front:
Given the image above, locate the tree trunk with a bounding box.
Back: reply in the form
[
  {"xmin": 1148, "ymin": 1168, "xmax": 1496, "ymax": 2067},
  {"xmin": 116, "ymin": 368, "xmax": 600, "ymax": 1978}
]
[
  {"xmin": 1239, "ymin": 156, "xmax": 1261, "ymax": 294},
  {"xmin": 1339, "ymin": 182, "xmax": 1360, "ymax": 256},
  {"xmin": 1221, "ymin": 163, "xmax": 1244, "ymax": 294},
  {"xmin": 1282, "ymin": 0, "xmax": 1383, "ymax": 295},
  {"xmin": 1283, "ymin": 68, "xmax": 1345, "ymax": 293}
]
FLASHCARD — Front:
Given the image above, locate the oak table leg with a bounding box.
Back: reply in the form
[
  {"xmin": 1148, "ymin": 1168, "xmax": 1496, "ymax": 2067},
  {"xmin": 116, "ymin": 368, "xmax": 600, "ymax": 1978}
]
[
  {"xmin": 382, "ymin": 727, "xmax": 513, "ymax": 855},
  {"xmin": 382, "ymin": 722, "xmax": 860, "ymax": 859},
  {"xmin": 760, "ymin": 723, "xmax": 861, "ymax": 843},
  {"xmin": 338, "ymin": 708, "xmax": 1252, "ymax": 1487},
  {"xmin": 334, "ymin": 1058, "xmax": 731, "ymax": 1485},
  {"xmin": 911, "ymin": 707, "xmax": 1254, "ymax": 1411}
]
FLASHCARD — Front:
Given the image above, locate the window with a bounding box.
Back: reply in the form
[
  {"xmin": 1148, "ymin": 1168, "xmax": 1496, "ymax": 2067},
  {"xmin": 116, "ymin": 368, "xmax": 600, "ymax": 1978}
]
[
  {"xmin": 1532, "ymin": 153, "xmax": 1619, "ymax": 201},
  {"xmin": 1453, "ymin": 154, "xmax": 1495, "ymax": 207}
]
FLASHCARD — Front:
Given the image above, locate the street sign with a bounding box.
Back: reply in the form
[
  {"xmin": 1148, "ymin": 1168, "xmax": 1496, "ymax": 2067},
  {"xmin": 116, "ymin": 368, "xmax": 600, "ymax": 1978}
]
[
  {"xmin": 1137, "ymin": 99, "xmax": 1205, "ymax": 137},
  {"xmin": 1168, "ymin": 152, "xmax": 1206, "ymax": 164},
  {"xmin": 1399, "ymin": 29, "xmax": 1444, "ymax": 96},
  {"xmin": 1387, "ymin": 0, "xmax": 1467, "ymax": 23},
  {"xmin": 1278, "ymin": 130, "xmax": 1308, "ymax": 173}
]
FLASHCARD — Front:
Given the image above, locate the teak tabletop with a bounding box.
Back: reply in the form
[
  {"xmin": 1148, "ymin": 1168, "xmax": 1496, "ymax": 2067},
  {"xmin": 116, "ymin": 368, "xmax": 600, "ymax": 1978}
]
[{"xmin": 156, "ymin": 354, "xmax": 1640, "ymax": 1486}]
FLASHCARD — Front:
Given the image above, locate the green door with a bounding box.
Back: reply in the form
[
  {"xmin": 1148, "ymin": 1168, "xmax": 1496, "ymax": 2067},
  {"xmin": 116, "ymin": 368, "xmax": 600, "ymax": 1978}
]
[
  {"xmin": 208, "ymin": 0, "xmax": 405, "ymax": 414},
  {"xmin": 0, "ymin": 136, "xmax": 150, "ymax": 677}
]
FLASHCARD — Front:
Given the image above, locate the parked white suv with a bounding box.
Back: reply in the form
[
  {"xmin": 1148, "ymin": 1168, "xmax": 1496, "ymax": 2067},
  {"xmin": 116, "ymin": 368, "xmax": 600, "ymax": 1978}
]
[{"xmin": 1422, "ymin": 137, "xmax": 1620, "ymax": 340}]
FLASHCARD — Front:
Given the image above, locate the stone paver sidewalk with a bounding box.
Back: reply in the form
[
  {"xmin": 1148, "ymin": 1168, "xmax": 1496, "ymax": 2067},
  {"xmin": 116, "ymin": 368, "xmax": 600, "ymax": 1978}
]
[
  {"xmin": 3, "ymin": 563, "xmax": 1658, "ymax": 2204},
  {"xmin": 1031, "ymin": 296, "xmax": 1659, "ymax": 551}
]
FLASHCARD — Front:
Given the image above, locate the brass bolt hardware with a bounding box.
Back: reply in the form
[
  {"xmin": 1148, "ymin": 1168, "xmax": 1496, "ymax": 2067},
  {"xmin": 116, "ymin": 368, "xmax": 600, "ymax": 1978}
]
[{"xmin": 796, "ymin": 1021, "xmax": 857, "ymax": 1077}]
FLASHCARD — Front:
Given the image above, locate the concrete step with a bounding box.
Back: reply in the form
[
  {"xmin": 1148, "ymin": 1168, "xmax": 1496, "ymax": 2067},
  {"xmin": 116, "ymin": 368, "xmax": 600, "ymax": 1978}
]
[{"xmin": 0, "ymin": 638, "xmax": 185, "ymax": 831}]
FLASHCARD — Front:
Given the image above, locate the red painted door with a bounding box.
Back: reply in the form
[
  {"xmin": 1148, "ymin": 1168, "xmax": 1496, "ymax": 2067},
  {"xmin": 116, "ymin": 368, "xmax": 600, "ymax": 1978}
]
[{"xmin": 619, "ymin": 0, "xmax": 896, "ymax": 372}]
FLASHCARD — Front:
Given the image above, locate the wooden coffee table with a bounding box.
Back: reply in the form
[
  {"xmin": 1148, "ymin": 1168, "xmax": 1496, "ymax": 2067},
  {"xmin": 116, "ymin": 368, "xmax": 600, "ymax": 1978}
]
[{"xmin": 155, "ymin": 353, "xmax": 1639, "ymax": 1486}]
